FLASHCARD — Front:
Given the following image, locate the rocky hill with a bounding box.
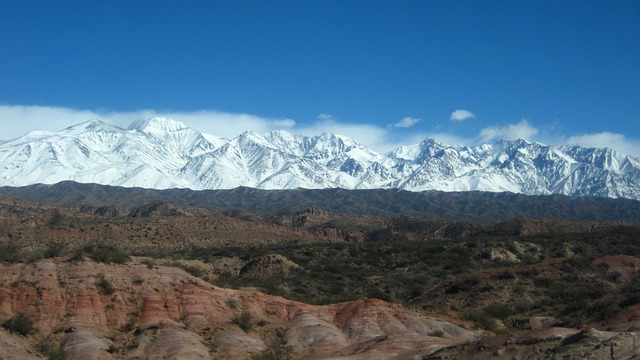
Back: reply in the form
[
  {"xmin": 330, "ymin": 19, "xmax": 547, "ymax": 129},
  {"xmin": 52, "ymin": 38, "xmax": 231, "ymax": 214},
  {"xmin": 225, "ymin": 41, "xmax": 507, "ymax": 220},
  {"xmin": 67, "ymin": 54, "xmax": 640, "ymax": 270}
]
[
  {"xmin": 2, "ymin": 181, "xmax": 640, "ymax": 223},
  {"xmin": 0, "ymin": 257, "xmax": 478, "ymax": 359}
]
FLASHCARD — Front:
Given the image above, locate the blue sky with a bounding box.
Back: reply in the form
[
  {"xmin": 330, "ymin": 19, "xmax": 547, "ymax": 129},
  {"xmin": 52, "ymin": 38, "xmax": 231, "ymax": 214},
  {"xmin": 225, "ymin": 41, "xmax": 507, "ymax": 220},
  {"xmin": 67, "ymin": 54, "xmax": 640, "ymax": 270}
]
[{"xmin": 1, "ymin": 0, "xmax": 639, "ymax": 155}]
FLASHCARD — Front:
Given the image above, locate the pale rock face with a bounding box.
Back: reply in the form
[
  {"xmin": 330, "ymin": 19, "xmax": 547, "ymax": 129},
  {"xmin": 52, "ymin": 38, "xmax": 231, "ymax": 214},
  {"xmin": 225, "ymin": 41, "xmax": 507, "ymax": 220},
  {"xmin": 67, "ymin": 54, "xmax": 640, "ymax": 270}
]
[{"xmin": 1, "ymin": 117, "xmax": 639, "ymax": 200}]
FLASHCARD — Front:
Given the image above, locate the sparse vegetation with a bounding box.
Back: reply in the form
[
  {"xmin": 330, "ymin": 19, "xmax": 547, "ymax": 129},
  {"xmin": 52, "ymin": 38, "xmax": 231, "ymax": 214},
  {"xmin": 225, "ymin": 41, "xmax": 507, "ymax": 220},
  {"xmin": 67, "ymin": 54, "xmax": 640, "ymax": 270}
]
[
  {"xmin": 170, "ymin": 262, "xmax": 205, "ymax": 278},
  {"xmin": 2, "ymin": 313, "xmax": 35, "ymax": 336},
  {"xmin": 251, "ymin": 336, "xmax": 294, "ymax": 360},
  {"xmin": 96, "ymin": 277, "xmax": 116, "ymax": 295},
  {"xmin": 86, "ymin": 245, "xmax": 130, "ymax": 264},
  {"xmin": 233, "ymin": 311, "xmax": 253, "ymax": 332},
  {"xmin": 463, "ymin": 310, "xmax": 501, "ymax": 333},
  {"xmin": 0, "ymin": 244, "xmax": 23, "ymax": 263},
  {"xmin": 36, "ymin": 337, "xmax": 68, "ymax": 360},
  {"xmin": 226, "ymin": 298, "xmax": 239, "ymax": 309},
  {"xmin": 121, "ymin": 315, "xmax": 138, "ymax": 332},
  {"xmin": 140, "ymin": 258, "xmax": 156, "ymax": 269},
  {"xmin": 1, "ymin": 193, "xmax": 640, "ymax": 356}
]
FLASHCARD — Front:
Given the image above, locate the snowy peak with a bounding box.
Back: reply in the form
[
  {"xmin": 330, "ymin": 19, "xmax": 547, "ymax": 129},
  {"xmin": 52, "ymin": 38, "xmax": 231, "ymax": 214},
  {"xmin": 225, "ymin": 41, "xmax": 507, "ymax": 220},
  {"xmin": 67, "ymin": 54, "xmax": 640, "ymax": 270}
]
[
  {"xmin": 129, "ymin": 117, "xmax": 188, "ymax": 134},
  {"xmin": 61, "ymin": 119, "xmax": 124, "ymax": 135},
  {"xmin": 0, "ymin": 119, "xmax": 639, "ymax": 200}
]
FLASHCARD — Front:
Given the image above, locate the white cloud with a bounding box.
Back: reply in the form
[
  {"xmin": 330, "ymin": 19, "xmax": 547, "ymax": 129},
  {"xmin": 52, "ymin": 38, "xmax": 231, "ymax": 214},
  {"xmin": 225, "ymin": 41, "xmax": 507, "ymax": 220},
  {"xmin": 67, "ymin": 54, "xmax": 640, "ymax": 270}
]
[
  {"xmin": 563, "ymin": 132, "xmax": 640, "ymax": 157},
  {"xmin": 424, "ymin": 133, "xmax": 475, "ymax": 146},
  {"xmin": 389, "ymin": 117, "xmax": 421, "ymax": 128},
  {"xmin": 0, "ymin": 105, "xmax": 108, "ymax": 140},
  {"xmin": 4, "ymin": 104, "xmax": 637, "ymax": 158},
  {"xmin": 296, "ymin": 119, "xmax": 392, "ymax": 152},
  {"xmin": 273, "ymin": 118, "xmax": 296, "ymax": 128},
  {"xmin": 0, "ymin": 105, "xmax": 292, "ymax": 141},
  {"xmin": 0, "ymin": 104, "xmax": 397, "ymax": 153},
  {"xmin": 450, "ymin": 109, "xmax": 476, "ymax": 122},
  {"xmin": 479, "ymin": 119, "xmax": 539, "ymax": 142}
]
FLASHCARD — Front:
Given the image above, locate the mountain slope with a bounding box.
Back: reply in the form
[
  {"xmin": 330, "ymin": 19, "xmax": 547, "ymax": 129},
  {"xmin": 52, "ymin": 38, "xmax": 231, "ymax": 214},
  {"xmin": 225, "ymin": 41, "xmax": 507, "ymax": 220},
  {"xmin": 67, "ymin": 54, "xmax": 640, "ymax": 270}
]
[
  {"xmin": 2, "ymin": 182, "xmax": 640, "ymax": 223},
  {"xmin": 1, "ymin": 117, "xmax": 639, "ymax": 199}
]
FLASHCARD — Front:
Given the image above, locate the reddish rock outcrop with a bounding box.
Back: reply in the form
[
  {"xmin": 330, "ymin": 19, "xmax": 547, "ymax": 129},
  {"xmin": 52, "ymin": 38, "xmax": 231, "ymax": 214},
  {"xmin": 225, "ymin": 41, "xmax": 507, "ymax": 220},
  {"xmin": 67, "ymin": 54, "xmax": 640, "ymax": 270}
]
[{"xmin": 0, "ymin": 258, "xmax": 477, "ymax": 359}]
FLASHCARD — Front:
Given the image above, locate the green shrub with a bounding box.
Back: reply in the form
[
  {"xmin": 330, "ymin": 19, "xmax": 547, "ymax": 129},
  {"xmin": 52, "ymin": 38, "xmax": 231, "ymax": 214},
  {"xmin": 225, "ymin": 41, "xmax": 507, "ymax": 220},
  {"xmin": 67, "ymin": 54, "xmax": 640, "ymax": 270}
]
[
  {"xmin": 251, "ymin": 337, "xmax": 293, "ymax": 360},
  {"xmin": 140, "ymin": 259, "xmax": 156, "ymax": 269},
  {"xmin": 36, "ymin": 337, "xmax": 68, "ymax": 360},
  {"xmin": 121, "ymin": 315, "xmax": 138, "ymax": 332},
  {"xmin": 96, "ymin": 277, "xmax": 115, "ymax": 295},
  {"xmin": 495, "ymin": 270, "xmax": 516, "ymax": 280},
  {"xmin": 447, "ymin": 276, "xmax": 481, "ymax": 294},
  {"xmin": 73, "ymin": 244, "xmax": 129, "ymax": 264},
  {"xmin": 88, "ymin": 245, "xmax": 129, "ymax": 264},
  {"xmin": 483, "ymin": 303, "xmax": 514, "ymax": 320},
  {"xmin": 233, "ymin": 311, "xmax": 253, "ymax": 332},
  {"xmin": 0, "ymin": 244, "xmax": 23, "ymax": 263},
  {"xmin": 179, "ymin": 264, "xmax": 204, "ymax": 278},
  {"xmin": 43, "ymin": 243, "xmax": 64, "ymax": 258},
  {"xmin": 519, "ymin": 268, "xmax": 540, "ymax": 278},
  {"xmin": 463, "ymin": 310, "xmax": 498, "ymax": 332},
  {"xmin": 227, "ymin": 298, "xmax": 239, "ymax": 309},
  {"xmin": 2, "ymin": 313, "xmax": 35, "ymax": 336}
]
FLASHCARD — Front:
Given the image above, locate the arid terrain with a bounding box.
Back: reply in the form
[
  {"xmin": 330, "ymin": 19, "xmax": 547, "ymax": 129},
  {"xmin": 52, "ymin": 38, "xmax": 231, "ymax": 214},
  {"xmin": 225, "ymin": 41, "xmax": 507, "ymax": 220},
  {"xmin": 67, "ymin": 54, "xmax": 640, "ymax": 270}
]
[{"xmin": 1, "ymin": 191, "xmax": 640, "ymax": 359}]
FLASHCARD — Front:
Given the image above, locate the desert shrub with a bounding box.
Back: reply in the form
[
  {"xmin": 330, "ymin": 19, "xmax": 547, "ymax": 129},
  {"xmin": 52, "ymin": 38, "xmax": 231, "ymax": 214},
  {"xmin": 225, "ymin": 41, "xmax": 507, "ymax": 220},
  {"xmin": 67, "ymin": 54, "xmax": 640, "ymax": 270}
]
[
  {"xmin": 519, "ymin": 268, "xmax": 540, "ymax": 278},
  {"xmin": 233, "ymin": 311, "xmax": 253, "ymax": 332},
  {"xmin": 0, "ymin": 244, "xmax": 23, "ymax": 263},
  {"xmin": 47, "ymin": 210, "xmax": 63, "ymax": 228},
  {"xmin": 36, "ymin": 337, "xmax": 68, "ymax": 360},
  {"xmin": 550, "ymin": 281, "xmax": 609, "ymax": 302},
  {"xmin": 121, "ymin": 315, "xmax": 138, "ymax": 332},
  {"xmin": 495, "ymin": 270, "xmax": 516, "ymax": 280},
  {"xmin": 251, "ymin": 337, "xmax": 293, "ymax": 360},
  {"xmin": 483, "ymin": 303, "xmax": 514, "ymax": 320},
  {"xmin": 560, "ymin": 257, "xmax": 592, "ymax": 273},
  {"xmin": 608, "ymin": 271, "xmax": 622, "ymax": 283},
  {"xmin": 43, "ymin": 243, "xmax": 64, "ymax": 258},
  {"xmin": 479, "ymin": 284, "xmax": 495, "ymax": 292},
  {"xmin": 366, "ymin": 287, "xmax": 392, "ymax": 302},
  {"xmin": 140, "ymin": 259, "xmax": 156, "ymax": 269},
  {"xmin": 620, "ymin": 278, "xmax": 640, "ymax": 308},
  {"xmin": 252, "ymin": 278, "xmax": 286, "ymax": 297},
  {"xmin": 428, "ymin": 329, "xmax": 445, "ymax": 337},
  {"xmin": 533, "ymin": 276, "xmax": 553, "ymax": 288},
  {"xmin": 447, "ymin": 276, "xmax": 481, "ymax": 295},
  {"xmin": 72, "ymin": 244, "xmax": 129, "ymax": 264},
  {"xmin": 87, "ymin": 245, "xmax": 129, "ymax": 264},
  {"xmin": 227, "ymin": 298, "xmax": 239, "ymax": 309},
  {"xmin": 2, "ymin": 313, "xmax": 35, "ymax": 335},
  {"xmin": 96, "ymin": 277, "xmax": 115, "ymax": 295},
  {"xmin": 178, "ymin": 264, "xmax": 204, "ymax": 278},
  {"xmin": 462, "ymin": 310, "xmax": 498, "ymax": 332},
  {"xmin": 590, "ymin": 300, "xmax": 621, "ymax": 321}
]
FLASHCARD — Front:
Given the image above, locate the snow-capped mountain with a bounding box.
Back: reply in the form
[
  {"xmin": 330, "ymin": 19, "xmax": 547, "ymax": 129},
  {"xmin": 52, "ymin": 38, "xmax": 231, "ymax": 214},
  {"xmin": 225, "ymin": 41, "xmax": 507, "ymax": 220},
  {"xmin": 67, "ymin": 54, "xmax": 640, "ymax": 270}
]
[{"xmin": 1, "ymin": 117, "xmax": 639, "ymax": 200}]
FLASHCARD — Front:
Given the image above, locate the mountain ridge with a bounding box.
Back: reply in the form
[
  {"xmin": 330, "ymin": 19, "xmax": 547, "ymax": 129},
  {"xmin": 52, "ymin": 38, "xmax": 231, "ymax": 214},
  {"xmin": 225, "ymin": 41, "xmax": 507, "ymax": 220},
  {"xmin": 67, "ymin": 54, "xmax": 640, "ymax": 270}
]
[
  {"xmin": 2, "ymin": 181, "xmax": 640, "ymax": 223},
  {"xmin": 1, "ymin": 117, "xmax": 639, "ymax": 199}
]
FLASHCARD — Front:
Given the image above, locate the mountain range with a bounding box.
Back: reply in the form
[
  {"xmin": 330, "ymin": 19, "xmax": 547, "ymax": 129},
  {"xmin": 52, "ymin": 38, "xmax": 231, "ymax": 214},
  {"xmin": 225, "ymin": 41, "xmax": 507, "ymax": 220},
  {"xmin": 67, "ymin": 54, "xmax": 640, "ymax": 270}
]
[{"xmin": 1, "ymin": 117, "xmax": 639, "ymax": 200}]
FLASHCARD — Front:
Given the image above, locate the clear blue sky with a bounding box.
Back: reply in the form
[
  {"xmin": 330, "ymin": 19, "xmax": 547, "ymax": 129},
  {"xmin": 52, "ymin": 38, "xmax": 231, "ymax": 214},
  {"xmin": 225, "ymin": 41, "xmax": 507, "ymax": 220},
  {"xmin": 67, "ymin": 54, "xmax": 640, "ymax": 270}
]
[{"xmin": 1, "ymin": 0, "xmax": 639, "ymax": 155}]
